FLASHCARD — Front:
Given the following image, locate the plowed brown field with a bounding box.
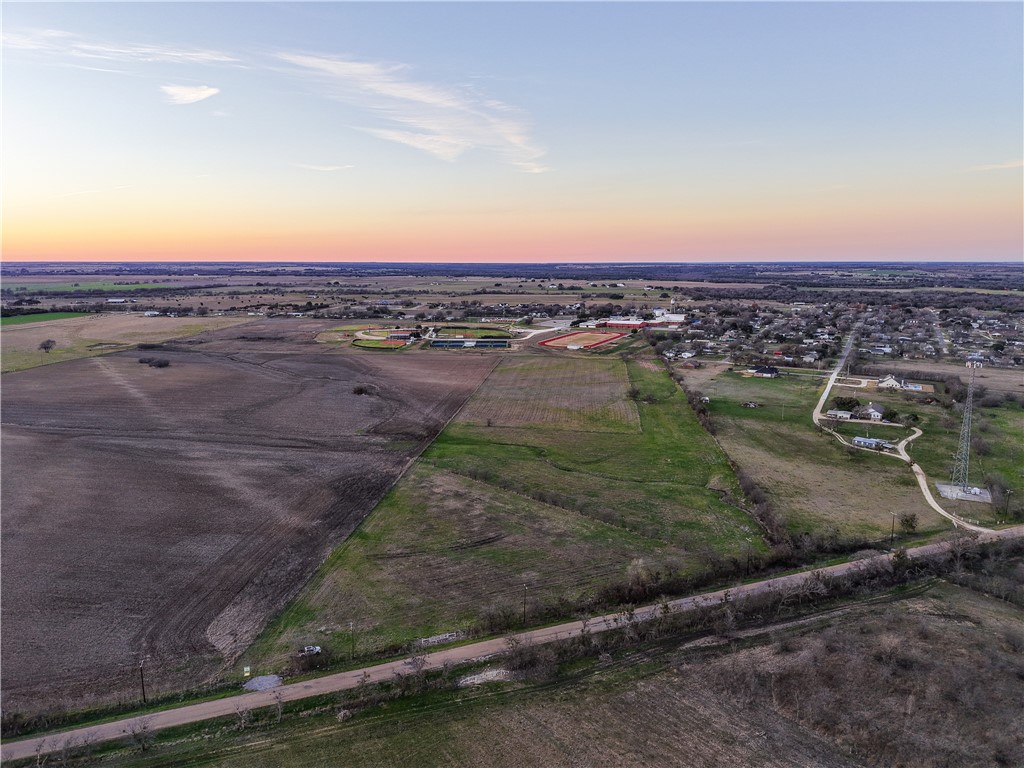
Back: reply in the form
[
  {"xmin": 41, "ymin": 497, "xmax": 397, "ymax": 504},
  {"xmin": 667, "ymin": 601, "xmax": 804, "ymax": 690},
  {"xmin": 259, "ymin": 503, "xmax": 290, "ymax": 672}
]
[
  {"xmin": 457, "ymin": 356, "xmax": 640, "ymax": 432},
  {"xmin": 0, "ymin": 319, "xmax": 495, "ymax": 715}
]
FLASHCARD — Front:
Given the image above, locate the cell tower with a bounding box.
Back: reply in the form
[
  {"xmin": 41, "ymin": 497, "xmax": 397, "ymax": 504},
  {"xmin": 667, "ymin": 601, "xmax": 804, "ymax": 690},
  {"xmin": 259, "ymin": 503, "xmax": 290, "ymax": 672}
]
[{"xmin": 950, "ymin": 360, "xmax": 983, "ymax": 491}]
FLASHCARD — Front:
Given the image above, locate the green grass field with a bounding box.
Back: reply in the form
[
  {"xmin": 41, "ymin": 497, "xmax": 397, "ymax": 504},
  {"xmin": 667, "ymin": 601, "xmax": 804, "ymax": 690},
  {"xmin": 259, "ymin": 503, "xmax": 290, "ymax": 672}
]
[
  {"xmin": 826, "ymin": 385, "xmax": 1023, "ymax": 525},
  {"xmin": 243, "ymin": 356, "xmax": 762, "ymax": 674},
  {"xmin": 353, "ymin": 339, "xmax": 406, "ymax": 349},
  {"xmin": 2, "ymin": 281, "xmax": 170, "ymax": 293},
  {"xmin": 0, "ymin": 312, "xmax": 92, "ymax": 325},
  {"xmin": 696, "ymin": 371, "xmax": 944, "ymax": 537},
  {"xmin": 434, "ymin": 328, "xmax": 512, "ymax": 339}
]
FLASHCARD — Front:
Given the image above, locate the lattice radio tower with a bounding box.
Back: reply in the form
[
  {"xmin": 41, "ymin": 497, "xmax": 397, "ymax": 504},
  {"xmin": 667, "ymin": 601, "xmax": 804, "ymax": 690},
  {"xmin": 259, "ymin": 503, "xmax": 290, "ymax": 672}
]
[{"xmin": 950, "ymin": 360, "xmax": 983, "ymax": 491}]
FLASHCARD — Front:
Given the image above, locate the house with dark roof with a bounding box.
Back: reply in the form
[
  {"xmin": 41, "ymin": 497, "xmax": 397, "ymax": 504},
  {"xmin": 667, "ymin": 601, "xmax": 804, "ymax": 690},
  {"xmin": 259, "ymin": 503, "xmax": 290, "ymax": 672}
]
[{"xmin": 859, "ymin": 403, "xmax": 886, "ymax": 421}]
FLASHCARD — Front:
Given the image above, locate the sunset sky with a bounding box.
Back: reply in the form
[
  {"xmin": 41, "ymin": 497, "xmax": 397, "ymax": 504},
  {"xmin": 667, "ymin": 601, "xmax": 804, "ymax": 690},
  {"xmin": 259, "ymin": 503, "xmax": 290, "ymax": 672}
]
[{"xmin": 3, "ymin": 1, "xmax": 1021, "ymax": 263}]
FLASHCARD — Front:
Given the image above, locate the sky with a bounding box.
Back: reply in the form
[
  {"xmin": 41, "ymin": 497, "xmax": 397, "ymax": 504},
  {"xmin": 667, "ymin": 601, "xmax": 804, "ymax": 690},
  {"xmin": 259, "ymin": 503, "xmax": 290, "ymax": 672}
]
[{"xmin": 2, "ymin": 1, "xmax": 1022, "ymax": 264}]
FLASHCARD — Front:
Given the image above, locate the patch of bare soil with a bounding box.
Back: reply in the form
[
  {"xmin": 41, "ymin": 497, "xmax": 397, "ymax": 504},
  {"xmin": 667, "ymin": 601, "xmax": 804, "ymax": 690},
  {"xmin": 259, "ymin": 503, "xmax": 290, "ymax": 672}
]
[{"xmin": 0, "ymin": 320, "xmax": 495, "ymax": 715}]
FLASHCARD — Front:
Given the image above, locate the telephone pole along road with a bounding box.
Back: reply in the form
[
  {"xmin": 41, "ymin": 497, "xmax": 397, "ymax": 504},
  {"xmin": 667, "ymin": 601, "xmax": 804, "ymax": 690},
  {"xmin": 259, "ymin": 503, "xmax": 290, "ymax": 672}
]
[{"xmin": 4, "ymin": 524, "xmax": 1022, "ymax": 762}]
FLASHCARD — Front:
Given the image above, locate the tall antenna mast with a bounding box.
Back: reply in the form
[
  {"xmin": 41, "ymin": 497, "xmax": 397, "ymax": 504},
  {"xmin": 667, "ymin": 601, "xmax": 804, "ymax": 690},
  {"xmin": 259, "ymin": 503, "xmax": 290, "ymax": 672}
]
[{"xmin": 950, "ymin": 360, "xmax": 982, "ymax": 491}]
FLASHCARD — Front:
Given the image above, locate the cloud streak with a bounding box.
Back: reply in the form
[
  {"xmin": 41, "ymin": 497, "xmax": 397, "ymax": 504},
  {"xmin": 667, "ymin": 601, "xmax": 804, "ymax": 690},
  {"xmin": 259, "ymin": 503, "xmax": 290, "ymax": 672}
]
[
  {"xmin": 293, "ymin": 163, "xmax": 355, "ymax": 172},
  {"xmin": 277, "ymin": 52, "xmax": 547, "ymax": 172},
  {"xmin": 3, "ymin": 28, "xmax": 239, "ymax": 65},
  {"xmin": 161, "ymin": 84, "xmax": 220, "ymax": 105},
  {"xmin": 970, "ymin": 160, "xmax": 1023, "ymax": 172}
]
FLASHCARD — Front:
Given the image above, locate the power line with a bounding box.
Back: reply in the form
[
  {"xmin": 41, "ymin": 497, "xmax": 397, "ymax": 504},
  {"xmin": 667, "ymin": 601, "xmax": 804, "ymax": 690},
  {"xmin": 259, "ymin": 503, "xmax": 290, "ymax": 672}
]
[{"xmin": 950, "ymin": 361, "xmax": 982, "ymax": 491}]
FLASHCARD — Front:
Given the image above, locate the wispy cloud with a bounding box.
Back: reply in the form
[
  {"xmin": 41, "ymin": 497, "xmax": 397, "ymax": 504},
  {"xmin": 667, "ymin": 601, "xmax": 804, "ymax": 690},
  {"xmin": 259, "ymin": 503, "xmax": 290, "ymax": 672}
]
[
  {"xmin": 7, "ymin": 26, "xmax": 546, "ymax": 172},
  {"xmin": 161, "ymin": 84, "xmax": 220, "ymax": 105},
  {"xmin": 293, "ymin": 163, "xmax": 355, "ymax": 172},
  {"xmin": 970, "ymin": 160, "xmax": 1023, "ymax": 172},
  {"xmin": 276, "ymin": 52, "xmax": 547, "ymax": 172},
  {"xmin": 3, "ymin": 28, "xmax": 239, "ymax": 65}
]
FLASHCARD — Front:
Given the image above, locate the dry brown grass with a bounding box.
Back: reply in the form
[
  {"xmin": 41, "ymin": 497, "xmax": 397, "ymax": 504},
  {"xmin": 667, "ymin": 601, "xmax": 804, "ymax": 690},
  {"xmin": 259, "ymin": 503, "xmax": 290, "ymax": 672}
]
[
  {"xmin": 99, "ymin": 565, "xmax": 1024, "ymax": 768},
  {"xmin": 1, "ymin": 314, "xmax": 254, "ymax": 372},
  {"xmin": 457, "ymin": 356, "xmax": 641, "ymax": 432},
  {"xmin": 875, "ymin": 359, "xmax": 1024, "ymax": 396},
  {"xmin": 704, "ymin": 581, "xmax": 1024, "ymax": 767}
]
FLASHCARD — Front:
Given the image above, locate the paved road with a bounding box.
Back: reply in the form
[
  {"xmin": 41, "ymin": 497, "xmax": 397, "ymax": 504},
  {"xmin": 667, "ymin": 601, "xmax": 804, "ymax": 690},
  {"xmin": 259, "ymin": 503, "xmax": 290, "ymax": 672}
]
[
  {"xmin": 6, "ymin": 524, "xmax": 1023, "ymax": 762},
  {"xmin": 811, "ymin": 324, "xmax": 861, "ymax": 425}
]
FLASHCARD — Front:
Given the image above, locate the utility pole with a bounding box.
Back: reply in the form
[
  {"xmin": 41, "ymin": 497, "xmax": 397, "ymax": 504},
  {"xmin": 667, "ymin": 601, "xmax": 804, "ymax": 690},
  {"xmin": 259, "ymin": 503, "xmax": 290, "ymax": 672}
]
[
  {"xmin": 349, "ymin": 620, "xmax": 355, "ymax": 661},
  {"xmin": 139, "ymin": 658, "xmax": 148, "ymax": 705},
  {"xmin": 522, "ymin": 584, "xmax": 528, "ymax": 625},
  {"xmin": 890, "ymin": 512, "xmax": 897, "ymax": 545}
]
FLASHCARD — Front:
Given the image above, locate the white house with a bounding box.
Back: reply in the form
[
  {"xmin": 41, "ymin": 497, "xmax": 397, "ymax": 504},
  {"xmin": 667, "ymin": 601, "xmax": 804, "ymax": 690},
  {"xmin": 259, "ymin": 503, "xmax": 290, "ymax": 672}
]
[
  {"xmin": 825, "ymin": 409, "xmax": 853, "ymax": 420},
  {"xmin": 864, "ymin": 403, "xmax": 886, "ymax": 421},
  {"xmin": 877, "ymin": 375, "xmax": 904, "ymax": 390}
]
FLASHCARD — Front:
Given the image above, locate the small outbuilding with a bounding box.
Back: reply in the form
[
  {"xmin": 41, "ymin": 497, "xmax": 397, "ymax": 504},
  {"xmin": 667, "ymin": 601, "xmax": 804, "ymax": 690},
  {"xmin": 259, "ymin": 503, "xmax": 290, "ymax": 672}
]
[{"xmin": 853, "ymin": 436, "xmax": 895, "ymax": 450}]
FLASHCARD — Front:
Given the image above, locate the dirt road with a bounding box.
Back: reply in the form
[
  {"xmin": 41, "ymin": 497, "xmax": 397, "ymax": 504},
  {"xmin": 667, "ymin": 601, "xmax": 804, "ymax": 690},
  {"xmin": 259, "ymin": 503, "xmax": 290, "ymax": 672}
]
[
  {"xmin": 810, "ymin": 326, "xmax": 989, "ymax": 533},
  {"xmin": 5, "ymin": 525, "xmax": 1022, "ymax": 762}
]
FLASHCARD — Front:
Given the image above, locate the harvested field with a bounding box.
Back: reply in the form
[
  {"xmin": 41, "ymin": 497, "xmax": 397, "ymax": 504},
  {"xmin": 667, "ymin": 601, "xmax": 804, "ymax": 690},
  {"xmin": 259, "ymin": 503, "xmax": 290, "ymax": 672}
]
[
  {"xmin": 0, "ymin": 319, "xmax": 496, "ymax": 715},
  {"xmin": 0, "ymin": 313, "xmax": 253, "ymax": 373},
  {"xmin": 539, "ymin": 330, "xmax": 626, "ymax": 349},
  {"xmin": 249, "ymin": 356, "xmax": 762, "ymax": 666},
  {"xmin": 457, "ymin": 356, "xmax": 640, "ymax": 432}
]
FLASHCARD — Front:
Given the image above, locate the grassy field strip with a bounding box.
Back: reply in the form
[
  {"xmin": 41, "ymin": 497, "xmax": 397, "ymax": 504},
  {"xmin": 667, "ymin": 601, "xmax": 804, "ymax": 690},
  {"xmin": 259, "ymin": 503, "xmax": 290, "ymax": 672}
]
[
  {"xmin": 0, "ymin": 312, "xmax": 93, "ymax": 325},
  {"xmin": 696, "ymin": 368, "xmax": 943, "ymax": 537},
  {"xmin": 7, "ymin": 525, "xmax": 1023, "ymax": 762},
  {"xmin": 3, "ymin": 282, "xmax": 173, "ymax": 293},
  {"xmin": 244, "ymin": 354, "xmax": 762, "ymax": 672}
]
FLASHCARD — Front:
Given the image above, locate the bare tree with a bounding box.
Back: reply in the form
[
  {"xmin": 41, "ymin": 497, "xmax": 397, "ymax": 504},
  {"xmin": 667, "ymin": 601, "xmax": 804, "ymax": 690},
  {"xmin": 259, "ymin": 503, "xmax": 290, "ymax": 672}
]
[
  {"xmin": 271, "ymin": 690, "xmax": 284, "ymax": 725},
  {"xmin": 33, "ymin": 737, "xmax": 49, "ymax": 767},
  {"xmin": 56, "ymin": 733, "xmax": 95, "ymax": 767},
  {"xmin": 404, "ymin": 650, "xmax": 428, "ymax": 677},
  {"xmin": 38, "ymin": 339, "xmax": 56, "ymax": 353},
  {"xmin": 233, "ymin": 703, "xmax": 251, "ymax": 731},
  {"xmin": 127, "ymin": 716, "xmax": 154, "ymax": 753},
  {"xmin": 948, "ymin": 528, "xmax": 980, "ymax": 573}
]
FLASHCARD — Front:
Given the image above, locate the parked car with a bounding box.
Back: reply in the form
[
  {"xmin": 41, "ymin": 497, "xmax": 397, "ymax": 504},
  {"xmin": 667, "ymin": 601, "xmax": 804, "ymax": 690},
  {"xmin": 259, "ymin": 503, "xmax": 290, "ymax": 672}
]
[{"xmin": 298, "ymin": 645, "xmax": 322, "ymax": 657}]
